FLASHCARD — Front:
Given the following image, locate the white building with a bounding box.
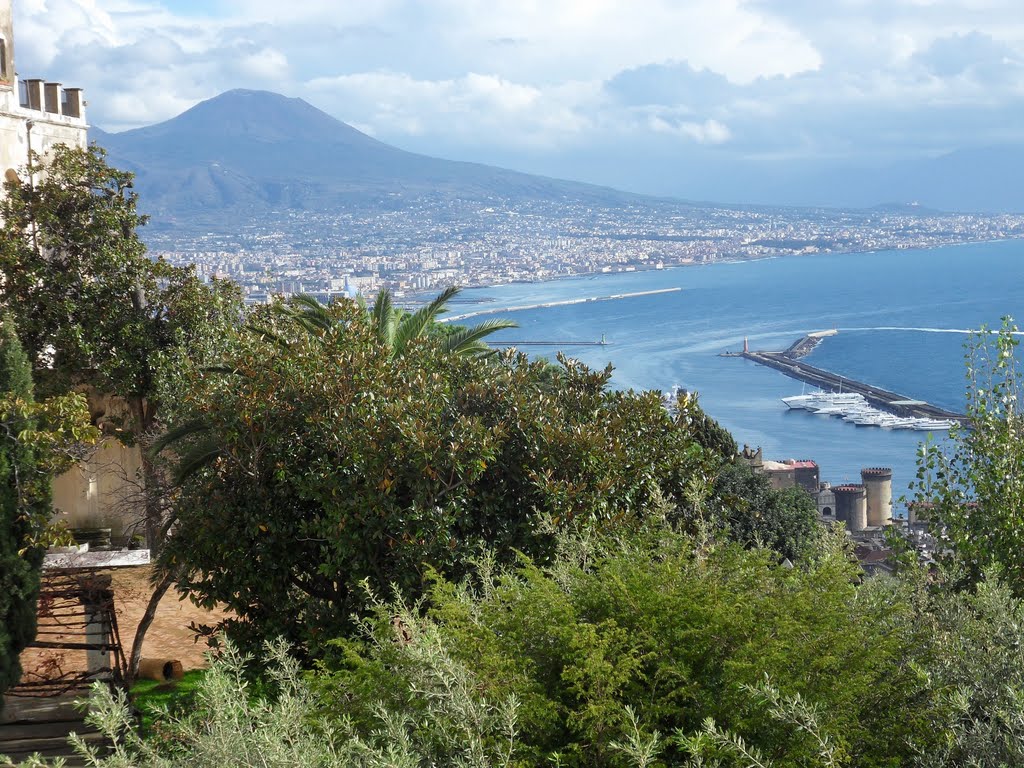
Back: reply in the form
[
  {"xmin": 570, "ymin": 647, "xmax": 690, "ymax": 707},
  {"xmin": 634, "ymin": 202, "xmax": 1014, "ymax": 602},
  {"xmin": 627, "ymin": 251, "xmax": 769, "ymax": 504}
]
[{"xmin": 0, "ymin": 0, "xmax": 88, "ymax": 181}]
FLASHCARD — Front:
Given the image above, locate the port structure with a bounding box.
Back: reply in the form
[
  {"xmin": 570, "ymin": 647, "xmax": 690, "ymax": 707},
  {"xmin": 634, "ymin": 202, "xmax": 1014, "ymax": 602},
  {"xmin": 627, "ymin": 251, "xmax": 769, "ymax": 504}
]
[{"xmin": 736, "ymin": 331, "xmax": 967, "ymax": 426}]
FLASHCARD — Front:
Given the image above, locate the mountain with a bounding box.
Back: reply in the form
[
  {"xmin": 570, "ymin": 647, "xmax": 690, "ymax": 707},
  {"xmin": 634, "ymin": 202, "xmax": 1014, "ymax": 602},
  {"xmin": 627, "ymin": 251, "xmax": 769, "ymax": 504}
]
[
  {"xmin": 850, "ymin": 146, "xmax": 1024, "ymax": 213},
  {"xmin": 92, "ymin": 89, "xmax": 648, "ymax": 216}
]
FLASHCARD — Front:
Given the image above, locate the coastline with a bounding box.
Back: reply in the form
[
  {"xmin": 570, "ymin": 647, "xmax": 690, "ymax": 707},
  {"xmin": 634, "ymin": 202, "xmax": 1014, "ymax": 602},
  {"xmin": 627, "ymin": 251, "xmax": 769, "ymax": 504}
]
[{"xmin": 433, "ymin": 234, "xmax": 1024, "ymax": 304}]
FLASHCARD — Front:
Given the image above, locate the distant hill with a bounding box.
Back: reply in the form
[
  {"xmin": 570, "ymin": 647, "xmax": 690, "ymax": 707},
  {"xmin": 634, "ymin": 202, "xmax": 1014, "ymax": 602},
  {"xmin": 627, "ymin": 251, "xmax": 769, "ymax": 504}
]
[
  {"xmin": 860, "ymin": 146, "xmax": 1024, "ymax": 213},
  {"xmin": 91, "ymin": 89, "xmax": 651, "ymax": 216}
]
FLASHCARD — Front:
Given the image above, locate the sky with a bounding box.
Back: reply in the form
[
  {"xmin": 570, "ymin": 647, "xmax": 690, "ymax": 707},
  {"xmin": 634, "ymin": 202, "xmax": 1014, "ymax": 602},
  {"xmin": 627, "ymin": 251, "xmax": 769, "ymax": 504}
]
[{"xmin": 13, "ymin": 0, "xmax": 1024, "ymax": 206}]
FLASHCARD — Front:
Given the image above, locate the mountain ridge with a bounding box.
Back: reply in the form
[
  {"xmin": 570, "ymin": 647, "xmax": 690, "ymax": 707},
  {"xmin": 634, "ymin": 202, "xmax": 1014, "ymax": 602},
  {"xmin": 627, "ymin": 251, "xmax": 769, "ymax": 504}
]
[{"xmin": 92, "ymin": 89, "xmax": 661, "ymax": 216}]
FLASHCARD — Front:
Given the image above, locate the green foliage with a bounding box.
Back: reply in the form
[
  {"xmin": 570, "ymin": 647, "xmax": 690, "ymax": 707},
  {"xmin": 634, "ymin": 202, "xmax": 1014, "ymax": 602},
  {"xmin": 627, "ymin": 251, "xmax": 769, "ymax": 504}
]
[
  {"xmin": 0, "ymin": 318, "xmax": 97, "ymax": 699},
  {"xmin": 710, "ymin": 462, "xmax": 820, "ymax": 562},
  {"xmin": 0, "ymin": 142, "xmax": 242, "ymax": 411},
  {"xmin": 156, "ymin": 300, "xmax": 713, "ymax": 655},
  {"xmin": 280, "ymin": 285, "xmax": 517, "ymax": 358},
  {"xmin": 320, "ymin": 523, "xmax": 929, "ymax": 767},
  {"xmin": 911, "ymin": 571, "xmax": 1024, "ymax": 767},
  {"xmin": 0, "ymin": 318, "xmax": 42, "ymax": 697},
  {"xmin": 675, "ymin": 390, "xmax": 738, "ymax": 461},
  {"xmin": 913, "ymin": 317, "xmax": 1024, "ymax": 592},
  {"xmin": 2, "ymin": 639, "xmax": 521, "ymax": 768}
]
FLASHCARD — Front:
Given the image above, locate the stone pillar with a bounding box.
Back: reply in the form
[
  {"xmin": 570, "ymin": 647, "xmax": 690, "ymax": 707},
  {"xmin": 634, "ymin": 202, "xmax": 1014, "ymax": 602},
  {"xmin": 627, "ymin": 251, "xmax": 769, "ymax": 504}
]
[{"xmin": 78, "ymin": 574, "xmax": 113, "ymax": 680}]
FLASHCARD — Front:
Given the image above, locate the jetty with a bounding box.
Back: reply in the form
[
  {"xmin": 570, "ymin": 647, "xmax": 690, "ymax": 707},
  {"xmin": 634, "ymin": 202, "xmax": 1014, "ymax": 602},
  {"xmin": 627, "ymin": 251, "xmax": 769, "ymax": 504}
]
[
  {"xmin": 738, "ymin": 331, "xmax": 967, "ymax": 425},
  {"xmin": 494, "ymin": 340, "xmax": 610, "ymax": 347},
  {"xmin": 443, "ymin": 287, "xmax": 681, "ymax": 322}
]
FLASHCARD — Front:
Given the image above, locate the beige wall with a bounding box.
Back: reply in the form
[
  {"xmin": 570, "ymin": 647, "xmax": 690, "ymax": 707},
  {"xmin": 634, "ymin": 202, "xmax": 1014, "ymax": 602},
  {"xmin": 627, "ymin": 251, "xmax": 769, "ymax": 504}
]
[
  {"xmin": 0, "ymin": 86, "xmax": 88, "ymax": 181},
  {"xmin": 52, "ymin": 439, "xmax": 143, "ymax": 542},
  {"xmin": 51, "ymin": 391, "xmax": 146, "ymax": 542}
]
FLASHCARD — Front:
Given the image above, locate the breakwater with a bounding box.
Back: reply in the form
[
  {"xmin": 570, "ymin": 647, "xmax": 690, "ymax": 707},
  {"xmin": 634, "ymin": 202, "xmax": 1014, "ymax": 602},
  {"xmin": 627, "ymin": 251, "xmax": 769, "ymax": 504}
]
[
  {"xmin": 741, "ymin": 332, "xmax": 967, "ymax": 424},
  {"xmin": 442, "ymin": 287, "xmax": 681, "ymax": 322}
]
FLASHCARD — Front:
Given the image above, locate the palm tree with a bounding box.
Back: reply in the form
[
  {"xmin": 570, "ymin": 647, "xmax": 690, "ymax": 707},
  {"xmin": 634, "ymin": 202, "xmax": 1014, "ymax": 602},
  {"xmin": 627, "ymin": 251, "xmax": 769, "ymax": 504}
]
[{"xmin": 282, "ymin": 285, "xmax": 516, "ymax": 358}]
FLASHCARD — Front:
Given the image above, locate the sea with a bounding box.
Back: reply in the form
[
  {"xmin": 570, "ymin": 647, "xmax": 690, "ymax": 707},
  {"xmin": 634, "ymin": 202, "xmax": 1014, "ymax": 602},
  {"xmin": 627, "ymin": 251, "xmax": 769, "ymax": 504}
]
[{"xmin": 460, "ymin": 239, "xmax": 1024, "ymax": 502}]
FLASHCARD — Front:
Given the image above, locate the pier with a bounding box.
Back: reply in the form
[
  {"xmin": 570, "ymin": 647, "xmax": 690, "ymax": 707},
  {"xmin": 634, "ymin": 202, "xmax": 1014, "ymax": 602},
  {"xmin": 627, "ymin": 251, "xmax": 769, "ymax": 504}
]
[
  {"xmin": 494, "ymin": 340, "xmax": 610, "ymax": 347},
  {"xmin": 739, "ymin": 332, "xmax": 967, "ymax": 425},
  {"xmin": 443, "ymin": 287, "xmax": 681, "ymax": 322}
]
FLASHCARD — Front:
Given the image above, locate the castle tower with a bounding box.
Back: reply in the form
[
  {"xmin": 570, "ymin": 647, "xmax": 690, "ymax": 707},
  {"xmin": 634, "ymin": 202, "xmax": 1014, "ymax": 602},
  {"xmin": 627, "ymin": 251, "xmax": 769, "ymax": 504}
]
[
  {"xmin": 0, "ymin": 0, "xmax": 87, "ymax": 180},
  {"xmin": 0, "ymin": 1, "xmax": 13, "ymax": 87},
  {"xmin": 861, "ymin": 467, "xmax": 893, "ymax": 527},
  {"xmin": 833, "ymin": 484, "xmax": 867, "ymax": 533}
]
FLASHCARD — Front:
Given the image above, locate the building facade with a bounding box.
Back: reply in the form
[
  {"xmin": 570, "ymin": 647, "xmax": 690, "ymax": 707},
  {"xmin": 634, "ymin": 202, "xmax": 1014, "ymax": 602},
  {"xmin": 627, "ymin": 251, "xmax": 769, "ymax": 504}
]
[{"xmin": 0, "ymin": 2, "xmax": 88, "ymax": 180}]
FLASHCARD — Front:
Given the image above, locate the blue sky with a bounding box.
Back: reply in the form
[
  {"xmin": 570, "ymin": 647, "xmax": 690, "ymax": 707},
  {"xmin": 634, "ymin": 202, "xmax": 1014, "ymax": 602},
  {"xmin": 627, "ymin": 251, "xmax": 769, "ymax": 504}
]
[{"xmin": 13, "ymin": 0, "xmax": 1024, "ymax": 205}]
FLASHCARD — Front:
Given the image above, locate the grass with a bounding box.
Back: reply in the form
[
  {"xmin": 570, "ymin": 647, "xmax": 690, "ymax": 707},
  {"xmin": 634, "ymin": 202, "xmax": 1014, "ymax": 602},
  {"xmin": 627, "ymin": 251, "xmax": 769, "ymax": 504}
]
[{"xmin": 130, "ymin": 669, "xmax": 205, "ymax": 734}]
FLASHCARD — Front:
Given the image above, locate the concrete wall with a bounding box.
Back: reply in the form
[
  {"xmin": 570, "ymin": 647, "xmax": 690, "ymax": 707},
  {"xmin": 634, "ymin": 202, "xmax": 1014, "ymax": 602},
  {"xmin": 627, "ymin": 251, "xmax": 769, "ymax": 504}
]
[
  {"xmin": 0, "ymin": 84, "xmax": 88, "ymax": 179},
  {"xmin": 0, "ymin": 1, "xmax": 12, "ymax": 86},
  {"xmin": 52, "ymin": 439, "xmax": 143, "ymax": 543}
]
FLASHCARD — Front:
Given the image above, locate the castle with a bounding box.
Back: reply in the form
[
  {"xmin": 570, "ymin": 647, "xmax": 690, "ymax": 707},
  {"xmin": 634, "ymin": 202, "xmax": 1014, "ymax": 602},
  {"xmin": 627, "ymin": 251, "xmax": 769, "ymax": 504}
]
[{"xmin": 0, "ymin": 1, "xmax": 88, "ymax": 180}]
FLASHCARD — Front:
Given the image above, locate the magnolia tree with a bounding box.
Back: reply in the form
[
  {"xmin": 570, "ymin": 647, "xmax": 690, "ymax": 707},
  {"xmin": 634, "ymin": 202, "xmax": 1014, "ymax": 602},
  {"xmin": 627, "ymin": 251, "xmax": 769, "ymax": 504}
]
[{"xmin": 154, "ymin": 298, "xmax": 726, "ymax": 655}]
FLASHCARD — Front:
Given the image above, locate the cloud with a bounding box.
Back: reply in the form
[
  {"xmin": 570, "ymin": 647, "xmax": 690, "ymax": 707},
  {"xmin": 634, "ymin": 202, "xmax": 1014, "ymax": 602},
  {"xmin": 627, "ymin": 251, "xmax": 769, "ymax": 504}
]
[
  {"xmin": 649, "ymin": 115, "xmax": 732, "ymax": 144},
  {"xmin": 9, "ymin": 0, "xmax": 1024, "ymax": 200},
  {"xmin": 306, "ymin": 71, "xmax": 595, "ymax": 147}
]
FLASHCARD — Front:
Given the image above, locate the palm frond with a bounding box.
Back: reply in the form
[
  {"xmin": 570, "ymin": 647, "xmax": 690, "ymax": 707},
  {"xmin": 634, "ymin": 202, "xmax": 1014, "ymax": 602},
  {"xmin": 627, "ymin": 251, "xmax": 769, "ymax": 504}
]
[
  {"xmin": 244, "ymin": 321, "xmax": 291, "ymax": 350},
  {"xmin": 289, "ymin": 294, "xmax": 335, "ymax": 332},
  {"xmin": 393, "ymin": 285, "xmax": 461, "ymax": 356},
  {"xmin": 151, "ymin": 418, "xmax": 213, "ymax": 457},
  {"xmin": 173, "ymin": 441, "xmax": 223, "ymax": 485},
  {"xmin": 444, "ymin": 318, "xmax": 518, "ymax": 356},
  {"xmin": 370, "ymin": 288, "xmax": 396, "ymax": 349}
]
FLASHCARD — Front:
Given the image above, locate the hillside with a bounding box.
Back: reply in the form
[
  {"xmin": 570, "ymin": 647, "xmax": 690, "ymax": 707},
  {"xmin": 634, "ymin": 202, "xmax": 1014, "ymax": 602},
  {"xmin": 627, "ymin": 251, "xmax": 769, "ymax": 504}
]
[{"xmin": 92, "ymin": 89, "xmax": 650, "ymax": 216}]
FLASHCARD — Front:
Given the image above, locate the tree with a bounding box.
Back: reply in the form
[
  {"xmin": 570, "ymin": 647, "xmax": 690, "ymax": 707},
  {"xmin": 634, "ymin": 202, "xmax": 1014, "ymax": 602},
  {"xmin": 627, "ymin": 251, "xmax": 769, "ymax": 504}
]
[
  {"xmin": 0, "ymin": 142, "xmax": 242, "ymax": 545},
  {"xmin": 277, "ymin": 285, "xmax": 517, "ymax": 358},
  {"xmin": 319, "ymin": 522, "xmax": 930, "ymax": 767},
  {"xmin": 155, "ymin": 299, "xmax": 712, "ymax": 655},
  {"xmin": 0, "ymin": 143, "xmax": 243, "ymax": 683},
  {"xmin": 0, "ymin": 317, "xmax": 96, "ymax": 700},
  {"xmin": 913, "ymin": 317, "xmax": 1024, "ymax": 592},
  {"xmin": 709, "ymin": 461, "xmax": 821, "ymax": 562}
]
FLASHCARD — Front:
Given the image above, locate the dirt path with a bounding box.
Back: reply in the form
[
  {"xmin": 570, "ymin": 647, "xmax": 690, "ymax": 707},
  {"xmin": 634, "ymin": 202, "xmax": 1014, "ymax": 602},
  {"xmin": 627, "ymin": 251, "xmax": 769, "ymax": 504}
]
[{"xmin": 19, "ymin": 565, "xmax": 229, "ymax": 684}]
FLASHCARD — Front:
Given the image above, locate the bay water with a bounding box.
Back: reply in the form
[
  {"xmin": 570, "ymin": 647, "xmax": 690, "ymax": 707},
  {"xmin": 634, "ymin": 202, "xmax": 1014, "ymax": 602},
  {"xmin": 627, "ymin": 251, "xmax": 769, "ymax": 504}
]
[{"xmin": 463, "ymin": 239, "xmax": 1024, "ymax": 500}]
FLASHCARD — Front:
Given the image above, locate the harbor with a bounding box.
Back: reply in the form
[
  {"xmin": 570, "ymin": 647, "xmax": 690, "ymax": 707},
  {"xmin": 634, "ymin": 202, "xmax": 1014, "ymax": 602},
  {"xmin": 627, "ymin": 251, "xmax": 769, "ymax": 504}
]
[{"xmin": 734, "ymin": 331, "xmax": 968, "ymax": 428}]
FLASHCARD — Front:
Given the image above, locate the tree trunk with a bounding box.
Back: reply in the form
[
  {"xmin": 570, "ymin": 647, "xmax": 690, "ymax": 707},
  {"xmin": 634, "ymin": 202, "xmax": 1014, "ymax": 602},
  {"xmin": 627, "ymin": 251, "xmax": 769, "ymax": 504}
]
[
  {"xmin": 129, "ymin": 394, "xmax": 165, "ymax": 556},
  {"xmin": 126, "ymin": 567, "xmax": 176, "ymax": 685}
]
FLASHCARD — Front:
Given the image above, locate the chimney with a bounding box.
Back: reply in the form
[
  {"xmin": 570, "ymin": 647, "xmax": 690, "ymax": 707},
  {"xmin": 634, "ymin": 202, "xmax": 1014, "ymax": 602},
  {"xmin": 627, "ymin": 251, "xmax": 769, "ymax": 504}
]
[
  {"xmin": 23, "ymin": 78, "xmax": 42, "ymax": 111},
  {"xmin": 44, "ymin": 82, "xmax": 61, "ymax": 114}
]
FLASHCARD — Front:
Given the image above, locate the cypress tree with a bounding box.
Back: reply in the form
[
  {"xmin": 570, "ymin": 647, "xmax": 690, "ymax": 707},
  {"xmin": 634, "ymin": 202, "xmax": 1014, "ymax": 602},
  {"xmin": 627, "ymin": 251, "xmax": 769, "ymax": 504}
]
[{"xmin": 0, "ymin": 316, "xmax": 45, "ymax": 697}]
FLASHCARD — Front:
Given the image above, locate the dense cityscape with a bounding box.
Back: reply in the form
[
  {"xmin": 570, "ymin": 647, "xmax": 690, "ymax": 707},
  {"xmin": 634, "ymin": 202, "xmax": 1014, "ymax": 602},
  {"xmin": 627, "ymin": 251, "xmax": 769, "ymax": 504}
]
[{"xmin": 148, "ymin": 197, "xmax": 1024, "ymax": 301}]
